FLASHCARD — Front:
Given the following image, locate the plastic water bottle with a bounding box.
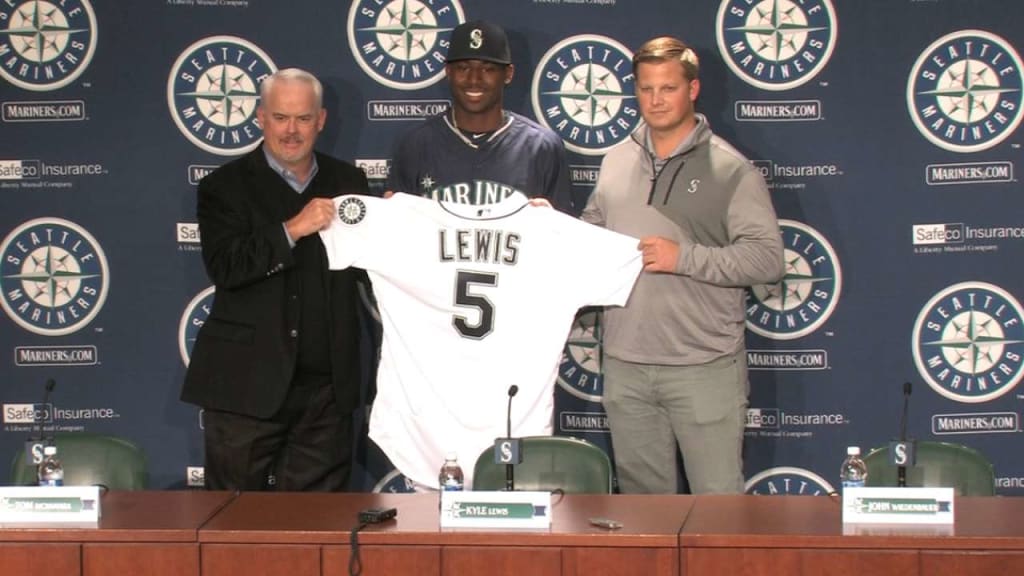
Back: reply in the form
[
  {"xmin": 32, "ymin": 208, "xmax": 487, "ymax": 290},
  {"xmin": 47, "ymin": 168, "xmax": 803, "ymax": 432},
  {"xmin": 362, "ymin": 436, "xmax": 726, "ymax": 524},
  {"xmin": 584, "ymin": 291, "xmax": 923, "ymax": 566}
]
[
  {"xmin": 37, "ymin": 445, "xmax": 64, "ymax": 487},
  {"xmin": 840, "ymin": 446, "xmax": 867, "ymax": 490},
  {"xmin": 438, "ymin": 452, "xmax": 464, "ymax": 491}
]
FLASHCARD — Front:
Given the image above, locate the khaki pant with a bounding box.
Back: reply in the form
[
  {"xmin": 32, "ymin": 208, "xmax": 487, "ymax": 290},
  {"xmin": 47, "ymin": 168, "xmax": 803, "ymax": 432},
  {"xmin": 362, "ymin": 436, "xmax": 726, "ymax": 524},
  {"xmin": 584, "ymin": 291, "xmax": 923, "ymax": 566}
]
[{"xmin": 602, "ymin": 350, "xmax": 748, "ymax": 494}]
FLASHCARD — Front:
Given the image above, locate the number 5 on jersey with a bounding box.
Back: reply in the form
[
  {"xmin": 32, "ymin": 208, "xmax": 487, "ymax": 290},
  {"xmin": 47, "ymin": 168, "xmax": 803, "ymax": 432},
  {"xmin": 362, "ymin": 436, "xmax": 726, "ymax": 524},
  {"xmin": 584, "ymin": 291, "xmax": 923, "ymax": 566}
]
[{"xmin": 453, "ymin": 270, "xmax": 497, "ymax": 339}]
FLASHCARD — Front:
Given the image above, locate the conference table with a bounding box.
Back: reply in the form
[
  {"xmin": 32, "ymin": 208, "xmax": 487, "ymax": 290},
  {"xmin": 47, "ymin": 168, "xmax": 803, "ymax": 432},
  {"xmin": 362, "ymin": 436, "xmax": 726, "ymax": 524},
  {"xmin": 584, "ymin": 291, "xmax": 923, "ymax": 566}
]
[
  {"xmin": 0, "ymin": 491, "xmax": 234, "ymax": 576},
  {"xmin": 2, "ymin": 491, "xmax": 1023, "ymax": 576},
  {"xmin": 682, "ymin": 494, "xmax": 1024, "ymax": 576}
]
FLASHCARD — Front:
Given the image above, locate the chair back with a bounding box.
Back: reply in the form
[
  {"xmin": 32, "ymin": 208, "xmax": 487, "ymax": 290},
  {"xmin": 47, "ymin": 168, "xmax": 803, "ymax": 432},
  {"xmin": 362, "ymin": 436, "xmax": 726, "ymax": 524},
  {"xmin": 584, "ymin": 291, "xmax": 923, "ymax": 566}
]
[
  {"xmin": 863, "ymin": 440, "xmax": 994, "ymax": 496},
  {"xmin": 472, "ymin": 435, "xmax": 612, "ymax": 493},
  {"xmin": 10, "ymin": 432, "xmax": 147, "ymax": 490}
]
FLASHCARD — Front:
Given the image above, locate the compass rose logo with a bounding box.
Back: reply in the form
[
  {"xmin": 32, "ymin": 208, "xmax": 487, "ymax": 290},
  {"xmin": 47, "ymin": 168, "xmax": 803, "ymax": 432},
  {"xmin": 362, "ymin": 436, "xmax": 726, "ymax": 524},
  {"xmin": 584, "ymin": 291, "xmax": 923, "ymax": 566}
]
[
  {"xmin": 912, "ymin": 282, "xmax": 1024, "ymax": 403},
  {"xmin": 337, "ymin": 197, "xmax": 367, "ymax": 225},
  {"xmin": 746, "ymin": 220, "xmax": 841, "ymax": 340},
  {"xmin": 531, "ymin": 35, "xmax": 638, "ymax": 156},
  {"xmin": 167, "ymin": 36, "xmax": 276, "ymax": 156},
  {"xmin": 557, "ymin": 308, "xmax": 606, "ymax": 402},
  {"xmin": 907, "ymin": 30, "xmax": 1023, "ymax": 153},
  {"xmin": 417, "ymin": 174, "xmax": 437, "ymax": 195},
  {"xmin": 348, "ymin": 0, "xmax": 464, "ymax": 90},
  {"xmin": 745, "ymin": 466, "xmax": 833, "ymax": 495},
  {"xmin": 0, "ymin": 218, "xmax": 109, "ymax": 336},
  {"xmin": 178, "ymin": 286, "xmax": 214, "ymax": 367},
  {"xmin": 0, "ymin": 0, "xmax": 97, "ymax": 91},
  {"xmin": 716, "ymin": 0, "xmax": 836, "ymax": 91}
]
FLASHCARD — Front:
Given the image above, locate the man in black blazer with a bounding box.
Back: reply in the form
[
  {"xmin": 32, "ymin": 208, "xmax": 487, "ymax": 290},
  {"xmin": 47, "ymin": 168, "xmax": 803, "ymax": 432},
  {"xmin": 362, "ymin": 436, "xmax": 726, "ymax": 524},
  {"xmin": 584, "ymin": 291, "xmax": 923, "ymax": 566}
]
[{"xmin": 182, "ymin": 68, "xmax": 370, "ymax": 491}]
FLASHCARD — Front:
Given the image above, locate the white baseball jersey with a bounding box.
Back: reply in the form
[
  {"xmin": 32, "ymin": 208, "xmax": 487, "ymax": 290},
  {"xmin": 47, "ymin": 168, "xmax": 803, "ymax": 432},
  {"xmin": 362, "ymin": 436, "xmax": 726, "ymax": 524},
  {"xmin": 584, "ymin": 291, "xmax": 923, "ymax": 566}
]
[{"xmin": 319, "ymin": 192, "xmax": 642, "ymax": 488}]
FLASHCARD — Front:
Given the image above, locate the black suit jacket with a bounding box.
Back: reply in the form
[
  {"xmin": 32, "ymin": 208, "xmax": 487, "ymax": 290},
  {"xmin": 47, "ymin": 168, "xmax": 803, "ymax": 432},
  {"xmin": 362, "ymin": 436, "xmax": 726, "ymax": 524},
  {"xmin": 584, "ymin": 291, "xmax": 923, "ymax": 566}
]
[{"xmin": 181, "ymin": 147, "xmax": 370, "ymax": 419}]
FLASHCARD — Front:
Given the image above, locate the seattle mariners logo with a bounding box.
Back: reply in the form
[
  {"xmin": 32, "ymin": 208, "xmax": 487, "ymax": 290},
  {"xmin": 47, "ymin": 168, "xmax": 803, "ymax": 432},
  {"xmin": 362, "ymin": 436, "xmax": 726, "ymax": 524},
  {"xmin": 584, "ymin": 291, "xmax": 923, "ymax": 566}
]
[
  {"xmin": 745, "ymin": 466, "xmax": 834, "ymax": 495},
  {"xmin": 167, "ymin": 36, "xmax": 276, "ymax": 156},
  {"xmin": 338, "ymin": 197, "xmax": 367, "ymax": 225},
  {"xmin": 468, "ymin": 28, "xmax": 483, "ymax": 50},
  {"xmin": 912, "ymin": 282, "xmax": 1024, "ymax": 403},
  {"xmin": 716, "ymin": 0, "xmax": 837, "ymax": 91},
  {"xmin": 907, "ymin": 30, "xmax": 1024, "ymax": 153},
  {"xmin": 0, "ymin": 217, "xmax": 108, "ymax": 336},
  {"xmin": 558, "ymin": 308, "xmax": 605, "ymax": 402},
  {"xmin": 0, "ymin": 0, "xmax": 97, "ymax": 91},
  {"xmin": 178, "ymin": 286, "xmax": 215, "ymax": 366},
  {"xmin": 347, "ymin": 0, "xmax": 464, "ymax": 91},
  {"xmin": 531, "ymin": 35, "xmax": 638, "ymax": 156},
  {"xmin": 746, "ymin": 220, "xmax": 841, "ymax": 340}
]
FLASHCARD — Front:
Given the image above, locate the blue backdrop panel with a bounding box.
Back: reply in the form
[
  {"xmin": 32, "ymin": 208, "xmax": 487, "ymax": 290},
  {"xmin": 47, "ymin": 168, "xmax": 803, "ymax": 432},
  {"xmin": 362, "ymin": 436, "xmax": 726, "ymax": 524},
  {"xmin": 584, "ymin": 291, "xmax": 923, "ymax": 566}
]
[{"xmin": 1, "ymin": 0, "xmax": 1022, "ymax": 495}]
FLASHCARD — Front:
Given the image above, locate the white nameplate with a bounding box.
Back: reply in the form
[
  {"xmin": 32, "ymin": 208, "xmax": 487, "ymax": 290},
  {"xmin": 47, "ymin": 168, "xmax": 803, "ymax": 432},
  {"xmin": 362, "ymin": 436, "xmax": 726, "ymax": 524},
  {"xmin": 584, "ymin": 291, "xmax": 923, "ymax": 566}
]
[
  {"xmin": 0, "ymin": 486, "xmax": 101, "ymax": 525},
  {"xmin": 842, "ymin": 522, "xmax": 954, "ymax": 536},
  {"xmin": 440, "ymin": 490, "xmax": 551, "ymax": 529},
  {"xmin": 842, "ymin": 486, "xmax": 954, "ymax": 525}
]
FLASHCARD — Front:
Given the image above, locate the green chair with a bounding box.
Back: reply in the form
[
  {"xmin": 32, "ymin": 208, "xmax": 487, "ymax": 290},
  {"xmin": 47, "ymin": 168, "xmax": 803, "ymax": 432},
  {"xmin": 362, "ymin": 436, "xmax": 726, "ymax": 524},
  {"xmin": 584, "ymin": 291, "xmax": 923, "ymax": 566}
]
[
  {"xmin": 863, "ymin": 441, "xmax": 995, "ymax": 496},
  {"xmin": 472, "ymin": 435, "xmax": 612, "ymax": 493},
  {"xmin": 10, "ymin": 432, "xmax": 147, "ymax": 490}
]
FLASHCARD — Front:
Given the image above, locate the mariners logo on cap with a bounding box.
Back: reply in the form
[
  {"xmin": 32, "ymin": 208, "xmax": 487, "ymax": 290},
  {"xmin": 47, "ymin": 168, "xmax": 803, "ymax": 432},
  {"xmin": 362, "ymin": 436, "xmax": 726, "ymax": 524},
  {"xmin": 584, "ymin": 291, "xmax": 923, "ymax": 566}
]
[
  {"xmin": 348, "ymin": 0, "xmax": 465, "ymax": 90},
  {"xmin": 716, "ymin": 0, "xmax": 837, "ymax": 91},
  {"xmin": 746, "ymin": 220, "xmax": 841, "ymax": 340},
  {"xmin": 0, "ymin": 218, "xmax": 109, "ymax": 336},
  {"xmin": 445, "ymin": 20, "xmax": 510, "ymax": 64},
  {"xmin": 179, "ymin": 286, "xmax": 215, "ymax": 367},
  {"xmin": 469, "ymin": 29, "xmax": 484, "ymax": 49},
  {"xmin": 912, "ymin": 281, "xmax": 1024, "ymax": 404},
  {"xmin": 532, "ymin": 35, "xmax": 639, "ymax": 156},
  {"xmin": 167, "ymin": 35, "xmax": 276, "ymax": 156},
  {"xmin": 0, "ymin": 0, "xmax": 98, "ymax": 91},
  {"xmin": 907, "ymin": 30, "xmax": 1024, "ymax": 153}
]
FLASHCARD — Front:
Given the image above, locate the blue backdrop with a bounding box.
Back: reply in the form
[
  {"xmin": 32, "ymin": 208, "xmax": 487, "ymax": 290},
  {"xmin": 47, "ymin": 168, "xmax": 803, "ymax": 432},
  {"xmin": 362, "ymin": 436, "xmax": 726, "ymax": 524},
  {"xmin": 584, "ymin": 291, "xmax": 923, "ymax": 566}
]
[{"xmin": 2, "ymin": 0, "xmax": 1023, "ymax": 495}]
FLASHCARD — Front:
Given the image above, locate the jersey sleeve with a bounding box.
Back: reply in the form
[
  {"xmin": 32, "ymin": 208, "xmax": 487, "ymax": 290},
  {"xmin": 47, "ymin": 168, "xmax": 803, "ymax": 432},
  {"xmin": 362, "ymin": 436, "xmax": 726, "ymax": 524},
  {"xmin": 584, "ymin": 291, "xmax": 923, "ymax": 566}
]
[
  {"xmin": 548, "ymin": 210, "xmax": 643, "ymax": 308},
  {"xmin": 319, "ymin": 195, "xmax": 384, "ymax": 270}
]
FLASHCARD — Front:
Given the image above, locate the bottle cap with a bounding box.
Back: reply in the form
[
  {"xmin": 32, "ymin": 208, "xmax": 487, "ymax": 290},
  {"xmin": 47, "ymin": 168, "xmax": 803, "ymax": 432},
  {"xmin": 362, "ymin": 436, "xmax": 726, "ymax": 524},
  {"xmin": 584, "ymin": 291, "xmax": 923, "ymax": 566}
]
[
  {"xmin": 445, "ymin": 451, "xmax": 458, "ymax": 462},
  {"xmin": 847, "ymin": 446, "xmax": 860, "ymax": 456},
  {"xmin": 43, "ymin": 445, "xmax": 57, "ymax": 456}
]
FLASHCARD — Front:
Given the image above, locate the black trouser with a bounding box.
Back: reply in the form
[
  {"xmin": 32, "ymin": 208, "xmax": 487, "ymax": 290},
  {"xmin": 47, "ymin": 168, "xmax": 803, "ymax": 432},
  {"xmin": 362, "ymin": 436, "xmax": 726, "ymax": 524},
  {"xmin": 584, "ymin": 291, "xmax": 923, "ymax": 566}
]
[{"xmin": 202, "ymin": 371, "xmax": 353, "ymax": 491}]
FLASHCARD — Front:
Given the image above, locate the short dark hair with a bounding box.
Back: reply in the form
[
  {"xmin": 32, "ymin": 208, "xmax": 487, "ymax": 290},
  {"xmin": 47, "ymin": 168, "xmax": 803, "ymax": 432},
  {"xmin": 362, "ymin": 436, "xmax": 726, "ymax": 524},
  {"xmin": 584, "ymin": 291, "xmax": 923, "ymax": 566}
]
[{"xmin": 632, "ymin": 37, "xmax": 700, "ymax": 81}]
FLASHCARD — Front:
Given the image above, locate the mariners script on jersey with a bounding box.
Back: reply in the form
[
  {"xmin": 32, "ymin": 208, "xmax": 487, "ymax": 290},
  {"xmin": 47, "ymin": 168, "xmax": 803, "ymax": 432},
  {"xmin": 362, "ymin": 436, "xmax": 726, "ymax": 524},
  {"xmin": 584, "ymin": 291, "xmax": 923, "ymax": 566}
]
[{"xmin": 319, "ymin": 192, "xmax": 642, "ymax": 488}]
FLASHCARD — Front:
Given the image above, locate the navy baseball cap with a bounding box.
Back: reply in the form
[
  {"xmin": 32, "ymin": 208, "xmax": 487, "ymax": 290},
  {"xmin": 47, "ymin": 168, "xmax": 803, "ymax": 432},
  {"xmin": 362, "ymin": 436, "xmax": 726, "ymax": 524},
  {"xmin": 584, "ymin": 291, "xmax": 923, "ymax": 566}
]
[{"xmin": 445, "ymin": 20, "xmax": 512, "ymax": 65}]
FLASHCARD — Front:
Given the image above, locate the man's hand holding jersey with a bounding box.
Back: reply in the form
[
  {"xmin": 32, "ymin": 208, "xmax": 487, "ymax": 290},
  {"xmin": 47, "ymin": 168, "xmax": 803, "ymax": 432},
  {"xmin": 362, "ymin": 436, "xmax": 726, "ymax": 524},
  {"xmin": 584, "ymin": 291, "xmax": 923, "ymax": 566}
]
[
  {"xmin": 638, "ymin": 236, "xmax": 680, "ymax": 273},
  {"xmin": 286, "ymin": 197, "xmax": 336, "ymax": 241}
]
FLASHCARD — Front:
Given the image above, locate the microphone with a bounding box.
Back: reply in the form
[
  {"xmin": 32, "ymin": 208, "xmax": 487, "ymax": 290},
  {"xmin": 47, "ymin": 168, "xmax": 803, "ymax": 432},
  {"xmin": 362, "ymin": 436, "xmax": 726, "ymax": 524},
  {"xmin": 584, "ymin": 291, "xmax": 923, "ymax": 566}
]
[
  {"xmin": 900, "ymin": 381, "xmax": 911, "ymax": 443},
  {"xmin": 494, "ymin": 385, "xmax": 523, "ymax": 491},
  {"xmin": 42, "ymin": 378, "xmax": 56, "ymax": 445},
  {"xmin": 506, "ymin": 385, "xmax": 518, "ymax": 439},
  {"xmin": 24, "ymin": 378, "xmax": 56, "ymax": 473},
  {"xmin": 890, "ymin": 381, "xmax": 915, "ymax": 488}
]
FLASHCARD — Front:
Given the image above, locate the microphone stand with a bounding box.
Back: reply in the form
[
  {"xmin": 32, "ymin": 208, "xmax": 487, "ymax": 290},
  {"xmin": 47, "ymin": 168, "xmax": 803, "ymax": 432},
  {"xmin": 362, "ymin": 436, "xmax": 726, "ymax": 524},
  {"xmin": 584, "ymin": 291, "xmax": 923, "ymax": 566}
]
[
  {"xmin": 505, "ymin": 385, "xmax": 517, "ymax": 491},
  {"xmin": 897, "ymin": 381, "xmax": 911, "ymax": 488},
  {"xmin": 24, "ymin": 378, "xmax": 56, "ymax": 484},
  {"xmin": 30, "ymin": 378, "xmax": 57, "ymax": 448},
  {"xmin": 41, "ymin": 378, "xmax": 56, "ymax": 446}
]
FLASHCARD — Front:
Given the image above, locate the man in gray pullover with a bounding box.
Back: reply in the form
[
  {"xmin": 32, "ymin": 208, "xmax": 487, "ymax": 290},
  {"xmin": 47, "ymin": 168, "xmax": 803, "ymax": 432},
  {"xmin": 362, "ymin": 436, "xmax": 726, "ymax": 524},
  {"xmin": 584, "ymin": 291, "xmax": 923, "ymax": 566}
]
[{"xmin": 582, "ymin": 36, "xmax": 784, "ymax": 494}]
